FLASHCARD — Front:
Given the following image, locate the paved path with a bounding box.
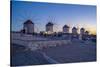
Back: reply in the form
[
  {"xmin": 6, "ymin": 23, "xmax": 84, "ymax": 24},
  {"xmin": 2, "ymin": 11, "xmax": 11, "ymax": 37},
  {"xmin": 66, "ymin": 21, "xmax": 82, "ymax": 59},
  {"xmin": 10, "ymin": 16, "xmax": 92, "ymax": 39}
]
[
  {"xmin": 11, "ymin": 44, "xmax": 51, "ymax": 66},
  {"xmin": 41, "ymin": 41, "xmax": 96, "ymax": 63}
]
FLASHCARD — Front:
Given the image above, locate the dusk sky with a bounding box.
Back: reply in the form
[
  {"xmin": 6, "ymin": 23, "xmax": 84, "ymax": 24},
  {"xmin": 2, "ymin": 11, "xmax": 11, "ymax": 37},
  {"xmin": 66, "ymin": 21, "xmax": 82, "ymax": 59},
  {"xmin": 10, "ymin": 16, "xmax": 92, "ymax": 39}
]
[{"xmin": 11, "ymin": 1, "xmax": 96, "ymax": 34}]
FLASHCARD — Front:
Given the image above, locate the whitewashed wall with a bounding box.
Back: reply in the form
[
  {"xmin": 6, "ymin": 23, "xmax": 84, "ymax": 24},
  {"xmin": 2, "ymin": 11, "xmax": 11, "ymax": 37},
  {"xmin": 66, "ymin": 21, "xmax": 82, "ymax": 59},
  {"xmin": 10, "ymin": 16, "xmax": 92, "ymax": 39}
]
[{"xmin": 11, "ymin": 32, "xmax": 71, "ymax": 50}]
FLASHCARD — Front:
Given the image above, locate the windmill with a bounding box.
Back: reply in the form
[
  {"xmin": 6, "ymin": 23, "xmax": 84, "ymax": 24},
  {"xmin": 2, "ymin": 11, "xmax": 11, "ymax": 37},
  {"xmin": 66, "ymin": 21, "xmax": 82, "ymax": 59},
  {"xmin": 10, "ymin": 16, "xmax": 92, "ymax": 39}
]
[
  {"xmin": 46, "ymin": 16, "xmax": 59, "ymax": 33},
  {"xmin": 20, "ymin": 13, "xmax": 43, "ymax": 33}
]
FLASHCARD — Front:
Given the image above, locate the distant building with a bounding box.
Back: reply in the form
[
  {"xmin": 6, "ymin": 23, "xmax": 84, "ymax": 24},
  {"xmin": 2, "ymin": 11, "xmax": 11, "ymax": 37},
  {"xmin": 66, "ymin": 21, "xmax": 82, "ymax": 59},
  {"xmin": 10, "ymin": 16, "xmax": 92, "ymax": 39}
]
[
  {"xmin": 63, "ymin": 25, "xmax": 70, "ymax": 33},
  {"xmin": 46, "ymin": 22, "xmax": 54, "ymax": 34},
  {"xmin": 72, "ymin": 27, "xmax": 78, "ymax": 34},
  {"xmin": 23, "ymin": 20, "xmax": 34, "ymax": 34}
]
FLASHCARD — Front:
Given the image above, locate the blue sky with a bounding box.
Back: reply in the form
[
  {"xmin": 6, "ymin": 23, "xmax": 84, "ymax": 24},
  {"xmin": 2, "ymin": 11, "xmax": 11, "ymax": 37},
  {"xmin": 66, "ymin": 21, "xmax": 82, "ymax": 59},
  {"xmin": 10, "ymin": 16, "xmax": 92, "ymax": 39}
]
[{"xmin": 11, "ymin": 1, "xmax": 96, "ymax": 34}]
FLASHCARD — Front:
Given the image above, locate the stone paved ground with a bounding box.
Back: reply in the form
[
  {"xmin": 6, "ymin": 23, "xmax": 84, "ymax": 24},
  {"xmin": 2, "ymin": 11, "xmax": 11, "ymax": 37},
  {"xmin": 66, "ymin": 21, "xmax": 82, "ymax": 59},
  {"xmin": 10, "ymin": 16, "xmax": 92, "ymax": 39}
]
[
  {"xmin": 11, "ymin": 40, "xmax": 96, "ymax": 66},
  {"xmin": 41, "ymin": 40, "xmax": 96, "ymax": 63},
  {"xmin": 11, "ymin": 44, "xmax": 51, "ymax": 66}
]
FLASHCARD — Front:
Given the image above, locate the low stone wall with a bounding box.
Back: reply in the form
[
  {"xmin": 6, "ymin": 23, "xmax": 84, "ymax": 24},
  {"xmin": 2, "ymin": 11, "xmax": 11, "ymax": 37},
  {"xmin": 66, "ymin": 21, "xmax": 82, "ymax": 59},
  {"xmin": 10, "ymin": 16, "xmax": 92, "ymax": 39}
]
[
  {"xmin": 11, "ymin": 32, "xmax": 48, "ymax": 40},
  {"xmin": 12, "ymin": 39, "xmax": 71, "ymax": 51},
  {"xmin": 11, "ymin": 32, "xmax": 71, "ymax": 50}
]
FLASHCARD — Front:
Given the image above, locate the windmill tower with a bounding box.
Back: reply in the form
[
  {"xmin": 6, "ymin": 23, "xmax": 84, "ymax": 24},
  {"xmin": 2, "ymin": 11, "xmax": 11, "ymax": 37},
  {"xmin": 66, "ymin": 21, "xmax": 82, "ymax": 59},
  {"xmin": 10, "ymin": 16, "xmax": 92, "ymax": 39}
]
[
  {"xmin": 79, "ymin": 28, "xmax": 85, "ymax": 40},
  {"xmin": 45, "ymin": 16, "xmax": 57, "ymax": 34},
  {"xmin": 63, "ymin": 25, "xmax": 70, "ymax": 33},
  {"xmin": 80, "ymin": 28, "xmax": 85, "ymax": 35},
  {"xmin": 46, "ymin": 22, "xmax": 54, "ymax": 34},
  {"xmin": 23, "ymin": 20, "xmax": 34, "ymax": 34},
  {"xmin": 72, "ymin": 27, "xmax": 78, "ymax": 34},
  {"xmin": 22, "ymin": 15, "xmax": 41, "ymax": 34}
]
